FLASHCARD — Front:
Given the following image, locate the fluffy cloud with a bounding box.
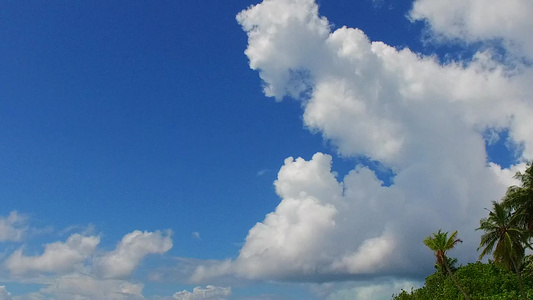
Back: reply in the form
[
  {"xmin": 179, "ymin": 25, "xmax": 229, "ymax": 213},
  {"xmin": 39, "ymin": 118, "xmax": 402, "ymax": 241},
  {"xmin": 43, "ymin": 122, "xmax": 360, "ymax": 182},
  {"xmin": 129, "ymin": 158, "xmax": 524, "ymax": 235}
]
[
  {"xmin": 172, "ymin": 285, "xmax": 231, "ymax": 300},
  {"xmin": 195, "ymin": 153, "xmax": 481, "ymax": 281},
  {"xmin": 96, "ymin": 230, "xmax": 173, "ymax": 279},
  {"xmin": 237, "ymin": 0, "xmax": 533, "ymax": 164},
  {"xmin": 191, "ymin": 0, "xmax": 533, "ymax": 283},
  {"xmin": 410, "ymin": 0, "xmax": 533, "ymax": 58},
  {"xmin": 0, "ymin": 211, "xmax": 28, "ymax": 242},
  {"xmin": 5, "ymin": 233, "xmax": 99, "ymax": 276},
  {"xmin": 1, "ymin": 229, "xmax": 174, "ymax": 299}
]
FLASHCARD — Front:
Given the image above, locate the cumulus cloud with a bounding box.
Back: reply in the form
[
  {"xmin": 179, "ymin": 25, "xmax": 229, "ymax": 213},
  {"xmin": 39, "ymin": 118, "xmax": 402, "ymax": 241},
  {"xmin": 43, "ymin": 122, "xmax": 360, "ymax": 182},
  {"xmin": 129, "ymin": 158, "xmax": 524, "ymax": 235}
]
[
  {"xmin": 0, "ymin": 211, "xmax": 28, "ymax": 242},
  {"xmin": 2, "ymin": 229, "xmax": 174, "ymax": 299},
  {"xmin": 5, "ymin": 233, "xmax": 99, "ymax": 276},
  {"xmin": 191, "ymin": 0, "xmax": 533, "ymax": 283},
  {"xmin": 96, "ymin": 230, "xmax": 173, "ymax": 279},
  {"xmin": 193, "ymin": 154, "xmax": 435, "ymax": 281},
  {"xmin": 172, "ymin": 285, "xmax": 231, "ymax": 300}
]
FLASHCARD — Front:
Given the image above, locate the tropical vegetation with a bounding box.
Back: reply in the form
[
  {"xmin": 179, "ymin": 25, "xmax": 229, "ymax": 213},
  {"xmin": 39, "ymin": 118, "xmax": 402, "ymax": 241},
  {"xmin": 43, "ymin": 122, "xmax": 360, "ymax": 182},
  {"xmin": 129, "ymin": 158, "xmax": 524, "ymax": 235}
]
[
  {"xmin": 423, "ymin": 230, "xmax": 471, "ymax": 300},
  {"xmin": 393, "ymin": 163, "xmax": 533, "ymax": 300}
]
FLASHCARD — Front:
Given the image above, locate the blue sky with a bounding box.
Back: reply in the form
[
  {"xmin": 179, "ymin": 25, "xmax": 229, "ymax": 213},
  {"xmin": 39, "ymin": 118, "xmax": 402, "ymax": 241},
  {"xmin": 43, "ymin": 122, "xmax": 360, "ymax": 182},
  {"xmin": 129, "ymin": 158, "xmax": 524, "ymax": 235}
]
[{"xmin": 1, "ymin": 0, "xmax": 532, "ymax": 299}]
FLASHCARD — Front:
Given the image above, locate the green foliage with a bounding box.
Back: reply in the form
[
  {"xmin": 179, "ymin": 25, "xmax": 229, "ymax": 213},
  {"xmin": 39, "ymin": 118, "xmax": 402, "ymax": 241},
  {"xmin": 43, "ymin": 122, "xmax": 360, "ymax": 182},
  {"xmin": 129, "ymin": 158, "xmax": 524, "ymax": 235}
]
[
  {"xmin": 476, "ymin": 201, "xmax": 530, "ymax": 272},
  {"xmin": 435, "ymin": 256, "xmax": 458, "ymax": 275},
  {"xmin": 522, "ymin": 255, "xmax": 533, "ymax": 277},
  {"xmin": 423, "ymin": 230, "xmax": 471, "ymax": 299},
  {"xmin": 477, "ymin": 165, "xmax": 533, "ymax": 300},
  {"xmin": 502, "ymin": 163, "xmax": 533, "ymax": 231},
  {"xmin": 392, "ymin": 259, "xmax": 533, "ymax": 300}
]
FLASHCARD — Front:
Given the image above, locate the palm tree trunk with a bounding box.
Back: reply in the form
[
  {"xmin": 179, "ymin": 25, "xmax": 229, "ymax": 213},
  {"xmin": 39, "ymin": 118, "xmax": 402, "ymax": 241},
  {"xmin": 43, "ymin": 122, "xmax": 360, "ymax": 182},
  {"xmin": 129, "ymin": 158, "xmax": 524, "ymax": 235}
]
[
  {"xmin": 516, "ymin": 272, "xmax": 527, "ymax": 300},
  {"xmin": 443, "ymin": 257, "xmax": 471, "ymax": 300},
  {"xmin": 512, "ymin": 260, "xmax": 528, "ymax": 300}
]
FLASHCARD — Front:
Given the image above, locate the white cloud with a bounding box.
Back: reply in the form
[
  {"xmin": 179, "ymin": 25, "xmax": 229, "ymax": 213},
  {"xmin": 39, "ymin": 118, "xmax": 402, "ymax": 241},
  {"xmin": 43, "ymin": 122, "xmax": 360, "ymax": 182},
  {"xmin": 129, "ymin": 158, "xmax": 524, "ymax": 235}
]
[
  {"xmin": 0, "ymin": 286, "xmax": 13, "ymax": 300},
  {"xmin": 233, "ymin": 154, "xmax": 340, "ymax": 279},
  {"xmin": 96, "ymin": 230, "xmax": 172, "ymax": 279},
  {"xmin": 193, "ymin": 154, "xmax": 427, "ymax": 282},
  {"xmin": 409, "ymin": 0, "xmax": 533, "ymax": 59},
  {"xmin": 0, "ymin": 211, "xmax": 28, "ymax": 242},
  {"xmin": 1, "ymin": 229, "xmax": 174, "ymax": 299},
  {"xmin": 35, "ymin": 273, "xmax": 144, "ymax": 300},
  {"xmin": 172, "ymin": 285, "xmax": 230, "ymax": 300},
  {"xmin": 237, "ymin": 0, "xmax": 533, "ymax": 165},
  {"xmin": 236, "ymin": 0, "xmax": 330, "ymax": 100},
  {"xmin": 5, "ymin": 233, "xmax": 99, "ymax": 276},
  {"xmin": 190, "ymin": 0, "xmax": 533, "ymax": 283},
  {"xmin": 332, "ymin": 230, "xmax": 395, "ymax": 274}
]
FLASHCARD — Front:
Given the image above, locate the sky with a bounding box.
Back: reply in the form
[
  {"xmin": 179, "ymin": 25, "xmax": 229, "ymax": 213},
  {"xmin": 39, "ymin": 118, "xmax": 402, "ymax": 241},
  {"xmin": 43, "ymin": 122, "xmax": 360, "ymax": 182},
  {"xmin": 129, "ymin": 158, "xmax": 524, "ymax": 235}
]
[{"xmin": 0, "ymin": 0, "xmax": 533, "ymax": 299}]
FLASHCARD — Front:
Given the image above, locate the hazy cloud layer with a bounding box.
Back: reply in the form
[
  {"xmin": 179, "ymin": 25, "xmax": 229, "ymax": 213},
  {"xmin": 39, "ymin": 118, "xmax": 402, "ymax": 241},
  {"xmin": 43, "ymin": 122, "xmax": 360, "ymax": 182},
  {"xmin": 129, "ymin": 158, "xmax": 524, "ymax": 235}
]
[
  {"xmin": 0, "ymin": 286, "xmax": 12, "ymax": 300},
  {"xmin": 173, "ymin": 285, "xmax": 231, "ymax": 300},
  {"xmin": 34, "ymin": 274, "xmax": 145, "ymax": 300},
  {"xmin": 191, "ymin": 0, "xmax": 533, "ymax": 283},
  {"xmin": 315, "ymin": 279, "xmax": 421, "ymax": 300}
]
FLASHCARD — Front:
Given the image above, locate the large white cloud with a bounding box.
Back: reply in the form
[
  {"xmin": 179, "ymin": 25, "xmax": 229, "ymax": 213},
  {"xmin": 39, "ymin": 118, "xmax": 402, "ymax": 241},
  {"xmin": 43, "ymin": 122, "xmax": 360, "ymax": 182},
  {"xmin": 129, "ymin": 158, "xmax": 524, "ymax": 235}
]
[
  {"xmin": 5, "ymin": 233, "xmax": 100, "ymax": 276},
  {"xmin": 96, "ymin": 230, "xmax": 173, "ymax": 279},
  {"xmin": 193, "ymin": 153, "xmax": 506, "ymax": 281},
  {"xmin": 0, "ymin": 211, "xmax": 28, "ymax": 242},
  {"xmin": 192, "ymin": 0, "xmax": 533, "ymax": 283}
]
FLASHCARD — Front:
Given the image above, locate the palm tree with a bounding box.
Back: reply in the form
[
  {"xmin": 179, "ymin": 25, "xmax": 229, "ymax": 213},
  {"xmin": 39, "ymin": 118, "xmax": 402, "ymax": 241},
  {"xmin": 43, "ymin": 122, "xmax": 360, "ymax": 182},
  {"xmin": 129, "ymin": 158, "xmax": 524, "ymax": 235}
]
[
  {"xmin": 503, "ymin": 163, "xmax": 533, "ymax": 231},
  {"xmin": 434, "ymin": 256, "xmax": 458, "ymax": 275},
  {"xmin": 477, "ymin": 201, "xmax": 531, "ymax": 300},
  {"xmin": 424, "ymin": 230, "xmax": 471, "ymax": 300}
]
